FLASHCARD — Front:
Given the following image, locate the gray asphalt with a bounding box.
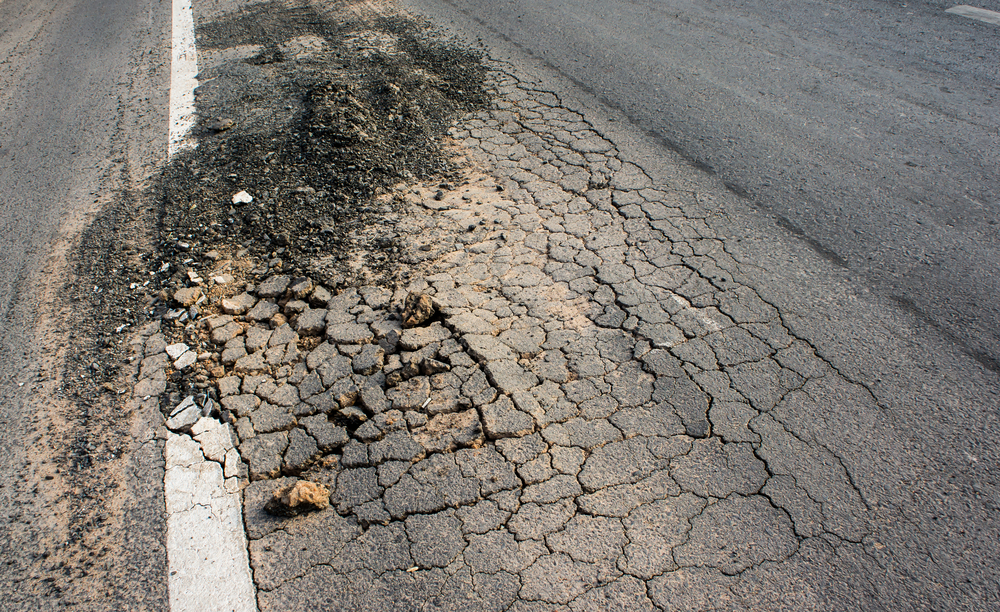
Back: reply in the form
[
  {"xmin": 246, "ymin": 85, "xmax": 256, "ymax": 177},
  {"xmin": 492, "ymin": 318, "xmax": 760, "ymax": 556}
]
[
  {"xmin": 390, "ymin": 0, "xmax": 1000, "ymax": 607},
  {"xmin": 1, "ymin": 0, "xmax": 997, "ymax": 607},
  {"xmin": 0, "ymin": 0, "xmax": 170, "ymax": 607},
  {"xmin": 413, "ymin": 0, "xmax": 1000, "ymax": 370}
]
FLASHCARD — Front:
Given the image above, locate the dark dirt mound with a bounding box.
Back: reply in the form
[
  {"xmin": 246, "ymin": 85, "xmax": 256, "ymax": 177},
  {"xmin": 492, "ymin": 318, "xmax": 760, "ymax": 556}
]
[{"xmin": 155, "ymin": 0, "xmax": 490, "ymax": 290}]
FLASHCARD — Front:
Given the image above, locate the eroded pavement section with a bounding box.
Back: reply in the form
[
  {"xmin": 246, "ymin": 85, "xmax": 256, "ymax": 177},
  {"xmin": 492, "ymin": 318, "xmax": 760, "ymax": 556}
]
[
  {"xmin": 138, "ymin": 1, "xmax": 995, "ymax": 610},
  {"xmin": 234, "ymin": 78, "xmax": 879, "ymax": 611}
]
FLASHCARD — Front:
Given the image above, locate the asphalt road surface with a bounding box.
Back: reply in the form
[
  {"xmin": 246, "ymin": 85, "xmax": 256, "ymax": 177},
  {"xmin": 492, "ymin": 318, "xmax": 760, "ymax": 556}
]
[
  {"xmin": 0, "ymin": 0, "xmax": 169, "ymax": 607},
  {"xmin": 1, "ymin": 0, "xmax": 998, "ymax": 608},
  {"xmin": 415, "ymin": 0, "xmax": 1000, "ymax": 371}
]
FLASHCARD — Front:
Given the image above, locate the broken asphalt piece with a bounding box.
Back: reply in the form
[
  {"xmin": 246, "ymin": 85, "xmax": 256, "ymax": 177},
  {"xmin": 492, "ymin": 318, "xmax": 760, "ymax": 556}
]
[
  {"xmin": 166, "ymin": 396, "xmax": 201, "ymax": 432},
  {"xmin": 401, "ymin": 292, "xmax": 435, "ymax": 328},
  {"xmin": 170, "ymin": 395, "xmax": 197, "ymax": 417},
  {"xmin": 232, "ymin": 190, "xmax": 253, "ymax": 205},
  {"xmin": 174, "ymin": 351, "xmax": 197, "ymax": 370},
  {"xmin": 165, "ymin": 341, "xmax": 197, "ymax": 369},
  {"xmin": 263, "ymin": 480, "xmax": 331, "ymax": 516},
  {"xmin": 165, "ymin": 342, "xmax": 190, "ymax": 360}
]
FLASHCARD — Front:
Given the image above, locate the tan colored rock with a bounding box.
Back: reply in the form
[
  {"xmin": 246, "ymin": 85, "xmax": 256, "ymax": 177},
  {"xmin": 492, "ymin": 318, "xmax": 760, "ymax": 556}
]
[
  {"xmin": 264, "ymin": 480, "xmax": 330, "ymax": 516},
  {"xmin": 401, "ymin": 292, "xmax": 435, "ymax": 328},
  {"xmin": 174, "ymin": 286, "xmax": 203, "ymax": 307}
]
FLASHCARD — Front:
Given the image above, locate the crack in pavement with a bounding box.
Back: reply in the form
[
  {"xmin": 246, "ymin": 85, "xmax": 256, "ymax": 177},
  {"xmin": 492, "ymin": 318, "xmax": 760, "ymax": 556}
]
[
  {"xmin": 225, "ymin": 60, "xmax": 882, "ymax": 606},
  {"xmin": 116, "ymin": 0, "xmax": 1000, "ymax": 609}
]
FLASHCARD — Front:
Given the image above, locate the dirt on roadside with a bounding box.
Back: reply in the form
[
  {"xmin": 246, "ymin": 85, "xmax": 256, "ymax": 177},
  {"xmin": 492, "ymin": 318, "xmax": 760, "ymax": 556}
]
[{"xmin": 6, "ymin": 0, "xmax": 494, "ymax": 608}]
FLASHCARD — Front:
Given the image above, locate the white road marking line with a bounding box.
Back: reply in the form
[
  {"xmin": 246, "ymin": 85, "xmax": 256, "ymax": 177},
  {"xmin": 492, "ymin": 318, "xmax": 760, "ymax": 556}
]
[
  {"xmin": 166, "ymin": 5, "xmax": 256, "ymax": 606},
  {"xmin": 165, "ymin": 433, "xmax": 258, "ymax": 612},
  {"xmin": 945, "ymin": 5, "xmax": 1000, "ymax": 26},
  {"xmin": 169, "ymin": 0, "xmax": 198, "ymax": 157}
]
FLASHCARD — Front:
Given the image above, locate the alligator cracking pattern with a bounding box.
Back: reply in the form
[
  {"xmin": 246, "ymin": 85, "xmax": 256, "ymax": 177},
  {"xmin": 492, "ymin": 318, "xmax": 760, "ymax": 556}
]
[{"xmin": 170, "ymin": 69, "xmax": 902, "ymax": 610}]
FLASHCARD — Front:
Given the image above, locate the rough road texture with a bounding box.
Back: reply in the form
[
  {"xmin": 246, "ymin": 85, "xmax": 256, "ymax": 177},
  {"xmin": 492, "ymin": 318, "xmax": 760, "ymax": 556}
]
[
  {"xmin": 248, "ymin": 74, "xmax": 877, "ymax": 610},
  {"xmin": 173, "ymin": 68, "xmax": 928, "ymax": 610},
  {"xmin": 137, "ymin": 1, "xmax": 998, "ymax": 610}
]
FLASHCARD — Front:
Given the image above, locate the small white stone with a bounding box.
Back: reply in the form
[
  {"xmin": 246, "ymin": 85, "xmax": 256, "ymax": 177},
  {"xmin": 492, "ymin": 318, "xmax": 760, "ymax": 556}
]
[
  {"xmin": 232, "ymin": 190, "xmax": 253, "ymax": 205},
  {"xmin": 166, "ymin": 343, "xmax": 190, "ymax": 360},
  {"xmin": 174, "ymin": 351, "xmax": 197, "ymax": 369}
]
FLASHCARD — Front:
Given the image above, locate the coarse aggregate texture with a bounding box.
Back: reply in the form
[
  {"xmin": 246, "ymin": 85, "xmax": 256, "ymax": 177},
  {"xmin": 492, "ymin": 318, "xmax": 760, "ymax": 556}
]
[
  {"xmin": 132, "ymin": 1, "xmax": 1000, "ymax": 610},
  {"xmin": 157, "ymin": 63, "xmax": 879, "ymax": 612}
]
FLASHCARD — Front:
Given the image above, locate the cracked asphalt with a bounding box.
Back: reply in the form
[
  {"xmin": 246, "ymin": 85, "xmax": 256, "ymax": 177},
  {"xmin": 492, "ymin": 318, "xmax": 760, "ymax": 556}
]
[
  {"xmin": 0, "ymin": 0, "xmax": 1000, "ymax": 612},
  {"xmin": 138, "ymin": 3, "xmax": 1000, "ymax": 602},
  {"xmin": 5, "ymin": 0, "xmax": 995, "ymax": 609},
  {"xmin": 227, "ymin": 70, "xmax": 883, "ymax": 611}
]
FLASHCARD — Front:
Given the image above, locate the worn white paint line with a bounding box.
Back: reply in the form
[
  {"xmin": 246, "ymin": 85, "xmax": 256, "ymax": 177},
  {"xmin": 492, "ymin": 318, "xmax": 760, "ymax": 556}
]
[
  {"xmin": 946, "ymin": 5, "xmax": 1000, "ymax": 26},
  {"xmin": 169, "ymin": 0, "xmax": 198, "ymax": 157},
  {"xmin": 165, "ymin": 432, "xmax": 257, "ymax": 612},
  {"xmin": 165, "ymin": 3, "xmax": 257, "ymax": 608}
]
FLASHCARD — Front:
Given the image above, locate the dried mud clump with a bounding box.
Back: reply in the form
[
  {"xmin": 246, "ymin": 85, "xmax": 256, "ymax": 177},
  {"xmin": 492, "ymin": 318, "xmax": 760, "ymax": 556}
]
[
  {"xmin": 401, "ymin": 292, "xmax": 435, "ymax": 328},
  {"xmin": 264, "ymin": 480, "xmax": 331, "ymax": 516}
]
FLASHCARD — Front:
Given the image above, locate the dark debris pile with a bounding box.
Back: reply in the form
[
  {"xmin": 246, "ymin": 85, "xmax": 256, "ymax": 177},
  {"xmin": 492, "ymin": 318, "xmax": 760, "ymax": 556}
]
[{"xmin": 155, "ymin": 1, "xmax": 490, "ymax": 290}]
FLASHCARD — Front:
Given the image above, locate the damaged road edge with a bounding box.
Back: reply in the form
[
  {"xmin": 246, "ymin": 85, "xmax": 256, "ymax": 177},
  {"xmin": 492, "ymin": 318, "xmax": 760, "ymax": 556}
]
[
  {"xmin": 164, "ymin": 432, "xmax": 257, "ymax": 612},
  {"xmin": 136, "ymin": 320, "xmax": 258, "ymax": 612}
]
